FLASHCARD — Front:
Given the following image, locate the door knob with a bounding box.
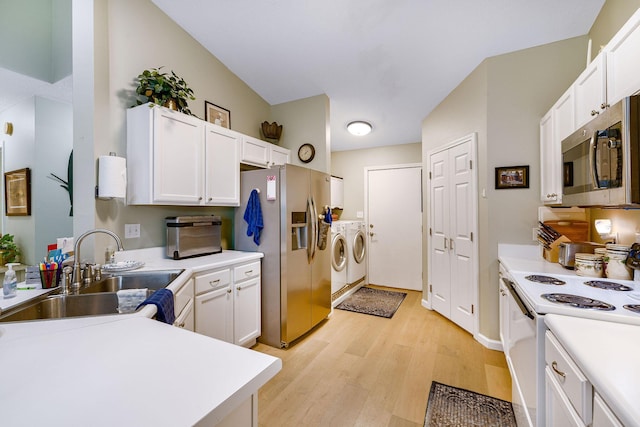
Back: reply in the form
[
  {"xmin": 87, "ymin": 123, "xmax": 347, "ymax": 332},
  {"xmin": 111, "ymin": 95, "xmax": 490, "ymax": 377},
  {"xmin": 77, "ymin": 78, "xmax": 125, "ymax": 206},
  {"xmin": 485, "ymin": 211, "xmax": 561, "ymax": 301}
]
[
  {"xmin": 369, "ymin": 224, "xmax": 374, "ymax": 228},
  {"xmin": 369, "ymin": 232, "xmax": 375, "ymax": 237}
]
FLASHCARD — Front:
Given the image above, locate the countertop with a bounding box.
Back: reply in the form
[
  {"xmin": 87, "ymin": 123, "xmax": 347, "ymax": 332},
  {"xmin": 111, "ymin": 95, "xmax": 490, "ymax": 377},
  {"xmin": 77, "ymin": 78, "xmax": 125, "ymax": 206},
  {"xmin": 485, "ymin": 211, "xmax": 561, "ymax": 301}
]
[
  {"xmin": 545, "ymin": 314, "xmax": 640, "ymax": 427},
  {"xmin": 0, "ymin": 248, "xmax": 280, "ymax": 426}
]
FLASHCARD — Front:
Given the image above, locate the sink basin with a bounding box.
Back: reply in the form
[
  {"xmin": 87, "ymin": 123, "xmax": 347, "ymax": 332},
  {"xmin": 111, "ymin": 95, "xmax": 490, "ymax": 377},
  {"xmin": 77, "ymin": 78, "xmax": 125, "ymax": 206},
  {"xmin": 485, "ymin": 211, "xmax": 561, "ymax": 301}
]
[
  {"xmin": 0, "ymin": 293, "xmax": 121, "ymax": 323},
  {"xmin": 78, "ymin": 270, "xmax": 183, "ymax": 294}
]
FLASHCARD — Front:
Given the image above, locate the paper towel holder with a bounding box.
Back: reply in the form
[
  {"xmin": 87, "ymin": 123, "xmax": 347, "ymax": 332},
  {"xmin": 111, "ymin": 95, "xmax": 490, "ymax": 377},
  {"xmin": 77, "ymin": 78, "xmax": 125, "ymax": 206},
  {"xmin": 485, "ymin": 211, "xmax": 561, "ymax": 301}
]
[{"xmin": 96, "ymin": 152, "xmax": 127, "ymax": 200}]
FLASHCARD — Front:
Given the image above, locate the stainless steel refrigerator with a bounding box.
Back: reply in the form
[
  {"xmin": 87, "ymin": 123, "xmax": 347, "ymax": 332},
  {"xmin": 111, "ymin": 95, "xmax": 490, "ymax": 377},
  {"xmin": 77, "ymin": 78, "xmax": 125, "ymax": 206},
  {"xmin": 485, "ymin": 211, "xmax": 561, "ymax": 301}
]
[{"xmin": 235, "ymin": 164, "xmax": 332, "ymax": 348}]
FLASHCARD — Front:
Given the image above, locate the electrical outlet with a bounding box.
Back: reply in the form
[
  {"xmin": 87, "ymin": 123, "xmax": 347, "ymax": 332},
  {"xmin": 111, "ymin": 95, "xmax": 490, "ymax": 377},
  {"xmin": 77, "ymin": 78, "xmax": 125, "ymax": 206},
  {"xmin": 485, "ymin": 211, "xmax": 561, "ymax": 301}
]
[
  {"xmin": 356, "ymin": 211, "xmax": 364, "ymax": 219},
  {"xmin": 125, "ymin": 224, "xmax": 140, "ymax": 239}
]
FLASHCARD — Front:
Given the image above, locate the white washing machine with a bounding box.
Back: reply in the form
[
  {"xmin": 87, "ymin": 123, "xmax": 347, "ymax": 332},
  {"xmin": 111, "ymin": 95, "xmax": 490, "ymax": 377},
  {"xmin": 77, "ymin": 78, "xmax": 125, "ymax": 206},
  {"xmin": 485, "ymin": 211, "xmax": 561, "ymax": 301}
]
[
  {"xmin": 330, "ymin": 221, "xmax": 348, "ymax": 295},
  {"xmin": 345, "ymin": 220, "xmax": 366, "ymax": 286}
]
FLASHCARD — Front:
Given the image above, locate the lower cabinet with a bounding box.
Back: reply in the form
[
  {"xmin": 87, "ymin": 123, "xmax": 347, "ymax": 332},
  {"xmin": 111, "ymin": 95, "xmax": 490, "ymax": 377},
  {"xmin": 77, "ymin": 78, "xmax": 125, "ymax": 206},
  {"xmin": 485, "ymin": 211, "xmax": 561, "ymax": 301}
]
[
  {"xmin": 194, "ymin": 261, "xmax": 261, "ymax": 347},
  {"xmin": 173, "ymin": 277, "xmax": 195, "ymax": 332}
]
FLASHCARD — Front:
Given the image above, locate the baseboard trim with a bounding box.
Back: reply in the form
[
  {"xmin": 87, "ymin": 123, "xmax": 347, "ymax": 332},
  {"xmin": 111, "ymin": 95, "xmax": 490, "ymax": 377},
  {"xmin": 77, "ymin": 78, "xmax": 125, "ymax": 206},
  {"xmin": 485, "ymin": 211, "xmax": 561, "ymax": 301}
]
[
  {"xmin": 421, "ymin": 298, "xmax": 432, "ymax": 310},
  {"xmin": 475, "ymin": 333, "xmax": 503, "ymax": 351}
]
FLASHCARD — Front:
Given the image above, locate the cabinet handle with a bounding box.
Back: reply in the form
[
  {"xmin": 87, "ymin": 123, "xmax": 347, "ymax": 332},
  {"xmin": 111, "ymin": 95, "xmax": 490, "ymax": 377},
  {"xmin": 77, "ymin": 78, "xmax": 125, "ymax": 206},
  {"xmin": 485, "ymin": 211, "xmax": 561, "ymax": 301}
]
[
  {"xmin": 444, "ymin": 239, "xmax": 448, "ymax": 249},
  {"xmin": 227, "ymin": 288, "xmax": 232, "ymax": 294},
  {"xmin": 449, "ymin": 238, "xmax": 454, "ymax": 250},
  {"xmin": 177, "ymin": 322, "xmax": 186, "ymax": 328},
  {"xmin": 591, "ymin": 109, "xmax": 600, "ymax": 116},
  {"xmin": 208, "ymin": 197, "xmax": 212, "ymax": 201},
  {"xmin": 209, "ymin": 279, "xmax": 220, "ymax": 287},
  {"xmin": 244, "ymin": 270, "xmax": 253, "ymax": 275},
  {"xmin": 551, "ymin": 361, "xmax": 566, "ymax": 378},
  {"xmin": 237, "ymin": 285, "xmax": 242, "ymax": 291},
  {"xmin": 199, "ymin": 196, "xmax": 203, "ymax": 201},
  {"xmin": 600, "ymin": 103, "xmax": 609, "ymax": 110}
]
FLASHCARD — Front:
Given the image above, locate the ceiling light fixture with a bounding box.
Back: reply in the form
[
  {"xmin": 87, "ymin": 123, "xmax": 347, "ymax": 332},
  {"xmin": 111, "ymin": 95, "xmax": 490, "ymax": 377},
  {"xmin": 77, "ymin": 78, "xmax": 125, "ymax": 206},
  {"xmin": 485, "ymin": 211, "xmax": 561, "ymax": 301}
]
[{"xmin": 347, "ymin": 121, "xmax": 372, "ymax": 136}]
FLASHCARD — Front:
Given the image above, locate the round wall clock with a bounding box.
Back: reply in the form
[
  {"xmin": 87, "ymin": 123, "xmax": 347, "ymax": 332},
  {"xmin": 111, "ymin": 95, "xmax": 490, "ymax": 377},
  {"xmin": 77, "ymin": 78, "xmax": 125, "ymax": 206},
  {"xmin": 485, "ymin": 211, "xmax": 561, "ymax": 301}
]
[{"xmin": 298, "ymin": 143, "xmax": 316, "ymax": 163}]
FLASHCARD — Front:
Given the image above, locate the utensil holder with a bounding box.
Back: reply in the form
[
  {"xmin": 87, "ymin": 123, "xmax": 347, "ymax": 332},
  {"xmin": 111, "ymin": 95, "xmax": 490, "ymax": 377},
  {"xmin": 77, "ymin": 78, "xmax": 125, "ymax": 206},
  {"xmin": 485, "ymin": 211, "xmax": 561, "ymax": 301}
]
[
  {"xmin": 40, "ymin": 268, "xmax": 59, "ymax": 289},
  {"xmin": 542, "ymin": 235, "xmax": 571, "ymax": 263}
]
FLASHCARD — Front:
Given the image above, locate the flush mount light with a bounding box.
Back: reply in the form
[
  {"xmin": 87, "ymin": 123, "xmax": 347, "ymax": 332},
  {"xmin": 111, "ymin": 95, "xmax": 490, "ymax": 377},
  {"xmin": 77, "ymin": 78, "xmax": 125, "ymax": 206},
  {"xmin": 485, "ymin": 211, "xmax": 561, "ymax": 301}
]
[{"xmin": 347, "ymin": 121, "xmax": 372, "ymax": 136}]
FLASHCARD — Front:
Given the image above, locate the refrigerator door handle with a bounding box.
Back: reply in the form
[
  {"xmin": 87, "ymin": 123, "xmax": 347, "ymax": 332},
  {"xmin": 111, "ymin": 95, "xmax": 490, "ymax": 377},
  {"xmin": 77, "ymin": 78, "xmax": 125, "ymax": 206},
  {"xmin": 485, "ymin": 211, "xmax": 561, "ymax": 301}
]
[
  {"xmin": 306, "ymin": 196, "xmax": 315, "ymax": 263},
  {"xmin": 309, "ymin": 195, "xmax": 319, "ymax": 262}
]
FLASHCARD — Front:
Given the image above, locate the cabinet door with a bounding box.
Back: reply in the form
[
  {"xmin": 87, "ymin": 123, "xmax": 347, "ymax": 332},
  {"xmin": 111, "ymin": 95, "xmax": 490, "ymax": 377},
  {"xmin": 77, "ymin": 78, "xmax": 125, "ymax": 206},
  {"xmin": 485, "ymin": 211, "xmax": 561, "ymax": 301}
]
[
  {"xmin": 195, "ymin": 286, "xmax": 233, "ymax": 342},
  {"xmin": 498, "ymin": 274, "xmax": 509, "ymax": 357},
  {"xmin": 540, "ymin": 109, "xmax": 562, "ymax": 204},
  {"xmin": 606, "ymin": 8, "xmax": 640, "ymax": 106},
  {"xmin": 234, "ymin": 276, "xmax": 261, "ymax": 347},
  {"xmin": 153, "ymin": 108, "xmax": 204, "ymax": 203},
  {"xmin": 574, "ymin": 53, "xmax": 606, "ymax": 128},
  {"xmin": 241, "ymin": 136, "xmax": 270, "ymax": 167},
  {"xmin": 330, "ymin": 176, "xmax": 344, "ymax": 209},
  {"xmin": 545, "ymin": 367, "xmax": 585, "ymax": 427},
  {"xmin": 205, "ymin": 124, "xmax": 240, "ymax": 206},
  {"xmin": 593, "ymin": 393, "xmax": 623, "ymax": 427},
  {"xmin": 552, "ymin": 85, "xmax": 575, "ymax": 143},
  {"xmin": 270, "ymin": 145, "xmax": 290, "ymax": 166},
  {"xmin": 175, "ymin": 299, "xmax": 195, "ymax": 332}
]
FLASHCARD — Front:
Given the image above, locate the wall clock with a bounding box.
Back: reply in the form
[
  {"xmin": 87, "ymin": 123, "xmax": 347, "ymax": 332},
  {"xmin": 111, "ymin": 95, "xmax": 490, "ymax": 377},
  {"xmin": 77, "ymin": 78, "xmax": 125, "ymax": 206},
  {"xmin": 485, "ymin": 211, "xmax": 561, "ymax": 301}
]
[{"xmin": 298, "ymin": 143, "xmax": 315, "ymax": 163}]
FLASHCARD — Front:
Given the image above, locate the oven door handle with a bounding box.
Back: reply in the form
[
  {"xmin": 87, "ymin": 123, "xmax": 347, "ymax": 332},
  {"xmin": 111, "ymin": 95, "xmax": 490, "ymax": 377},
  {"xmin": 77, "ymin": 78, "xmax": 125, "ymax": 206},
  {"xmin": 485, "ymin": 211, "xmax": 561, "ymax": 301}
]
[{"xmin": 502, "ymin": 277, "xmax": 535, "ymax": 320}]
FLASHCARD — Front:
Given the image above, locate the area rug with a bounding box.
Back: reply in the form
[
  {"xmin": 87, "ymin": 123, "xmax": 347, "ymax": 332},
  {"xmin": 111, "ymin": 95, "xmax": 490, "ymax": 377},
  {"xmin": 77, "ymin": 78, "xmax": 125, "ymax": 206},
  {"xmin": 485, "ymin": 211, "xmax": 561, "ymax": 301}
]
[
  {"xmin": 424, "ymin": 382, "xmax": 516, "ymax": 427},
  {"xmin": 335, "ymin": 287, "xmax": 406, "ymax": 318}
]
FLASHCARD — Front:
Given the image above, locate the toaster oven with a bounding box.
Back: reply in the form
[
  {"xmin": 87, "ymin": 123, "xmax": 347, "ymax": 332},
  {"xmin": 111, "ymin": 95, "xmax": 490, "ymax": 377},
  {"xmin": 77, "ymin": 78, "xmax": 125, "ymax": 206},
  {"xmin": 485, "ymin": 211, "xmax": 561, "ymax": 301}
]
[{"xmin": 166, "ymin": 215, "xmax": 222, "ymax": 259}]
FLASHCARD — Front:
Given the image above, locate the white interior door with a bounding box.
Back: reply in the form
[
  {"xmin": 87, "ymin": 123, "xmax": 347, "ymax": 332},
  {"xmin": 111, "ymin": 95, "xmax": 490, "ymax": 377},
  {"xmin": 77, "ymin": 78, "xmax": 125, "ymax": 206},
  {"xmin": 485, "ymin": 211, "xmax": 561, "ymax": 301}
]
[
  {"xmin": 366, "ymin": 165, "xmax": 422, "ymax": 290},
  {"xmin": 428, "ymin": 134, "xmax": 477, "ymax": 335}
]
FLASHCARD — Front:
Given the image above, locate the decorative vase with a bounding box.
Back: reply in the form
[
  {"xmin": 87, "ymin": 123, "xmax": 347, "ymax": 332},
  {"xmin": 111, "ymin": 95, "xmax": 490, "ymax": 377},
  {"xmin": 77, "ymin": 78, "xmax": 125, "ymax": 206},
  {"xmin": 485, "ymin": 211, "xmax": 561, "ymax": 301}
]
[
  {"xmin": 163, "ymin": 98, "xmax": 178, "ymax": 111},
  {"xmin": 261, "ymin": 121, "xmax": 283, "ymax": 142}
]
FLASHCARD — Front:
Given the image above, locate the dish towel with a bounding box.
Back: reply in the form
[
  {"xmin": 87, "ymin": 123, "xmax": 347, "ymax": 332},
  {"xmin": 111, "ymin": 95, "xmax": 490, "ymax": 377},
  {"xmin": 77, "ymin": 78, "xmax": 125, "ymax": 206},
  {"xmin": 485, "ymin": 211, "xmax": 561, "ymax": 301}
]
[
  {"xmin": 137, "ymin": 288, "xmax": 175, "ymax": 324},
  {"xmin": 324, "ymin": 207, "xmax": 332, "ymax": 225},
  {"xmin": 243, "ymin": 189, "xmax": 264, "ymax": 245}
]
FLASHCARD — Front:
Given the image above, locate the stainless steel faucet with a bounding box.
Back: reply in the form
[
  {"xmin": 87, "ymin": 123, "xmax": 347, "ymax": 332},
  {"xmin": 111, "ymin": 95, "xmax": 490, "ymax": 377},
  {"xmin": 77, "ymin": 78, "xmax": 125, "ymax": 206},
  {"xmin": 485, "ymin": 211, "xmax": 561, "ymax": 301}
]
[{"xmin": 72, "ymin": 229, "xmax": 124, "ymax": 288}]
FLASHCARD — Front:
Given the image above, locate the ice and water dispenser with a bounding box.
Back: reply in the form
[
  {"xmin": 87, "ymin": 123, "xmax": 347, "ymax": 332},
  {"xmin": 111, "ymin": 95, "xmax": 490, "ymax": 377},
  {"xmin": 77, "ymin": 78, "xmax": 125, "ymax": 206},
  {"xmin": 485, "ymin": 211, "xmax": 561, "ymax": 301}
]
[{"xmin": 291, "ymin": 211, "xmax": 308, "ymax": 250}]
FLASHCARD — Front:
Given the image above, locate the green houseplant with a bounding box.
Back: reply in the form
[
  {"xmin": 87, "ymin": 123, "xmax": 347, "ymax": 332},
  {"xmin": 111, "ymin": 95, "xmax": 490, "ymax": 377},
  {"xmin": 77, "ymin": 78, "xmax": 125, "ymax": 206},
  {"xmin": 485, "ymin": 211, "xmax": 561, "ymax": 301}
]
[
  {"xmin": 134, "ymin": 67, "xmax": 196, "ymax": 115},
  {"xmin": 0, "ymin": 234, "xmax": 21, "ymax": 265}
]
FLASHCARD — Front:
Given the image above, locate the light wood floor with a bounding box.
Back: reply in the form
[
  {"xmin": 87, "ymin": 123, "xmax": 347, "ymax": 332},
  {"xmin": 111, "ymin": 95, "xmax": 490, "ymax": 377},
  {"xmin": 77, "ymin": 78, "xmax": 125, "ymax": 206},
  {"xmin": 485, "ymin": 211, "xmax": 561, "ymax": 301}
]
[{"xmin": 252, "ymin": 285, "xmax": 512, "ymax": 427}]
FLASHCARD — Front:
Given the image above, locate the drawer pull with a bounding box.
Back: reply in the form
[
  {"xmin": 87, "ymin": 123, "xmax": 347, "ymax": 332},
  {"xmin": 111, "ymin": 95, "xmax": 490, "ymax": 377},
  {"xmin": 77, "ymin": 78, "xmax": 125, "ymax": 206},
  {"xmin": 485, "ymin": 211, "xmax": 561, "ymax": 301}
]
[
  {"xmin": 209, "ymin": 279, "xmax": 221, "ymax": 287},
  {"xmin": 227, "ymin": 289, "xmax": 232, "ymax": 294},
  {"xmin": 237, "ymin": 285, "xmax": 242, "ymax": 291},
  {"xmin": 177, "ymin": 322, "xmax": 185, "ymax": 328},
  {"xmin": 551, "ymin": 361, "xmax": 566, "ymax": 378},
  {"xmin": 244, "ymin": 270, "xmax": 253, "ymax": 275}
]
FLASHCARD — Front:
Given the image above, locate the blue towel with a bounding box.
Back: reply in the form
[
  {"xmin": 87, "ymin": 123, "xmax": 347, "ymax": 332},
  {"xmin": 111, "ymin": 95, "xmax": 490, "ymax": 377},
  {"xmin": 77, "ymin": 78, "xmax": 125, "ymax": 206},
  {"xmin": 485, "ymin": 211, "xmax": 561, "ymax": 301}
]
[
  {"xmin": 137, "ymin": 288, "xmax": 175, "ymax": 324},
  {"xmin": 243, "ymin": 189, "xmax": 264, "ymax": 245},
  {"xmin": 324, "ymin": 207, "xmax": 332, "ymax": 224}
]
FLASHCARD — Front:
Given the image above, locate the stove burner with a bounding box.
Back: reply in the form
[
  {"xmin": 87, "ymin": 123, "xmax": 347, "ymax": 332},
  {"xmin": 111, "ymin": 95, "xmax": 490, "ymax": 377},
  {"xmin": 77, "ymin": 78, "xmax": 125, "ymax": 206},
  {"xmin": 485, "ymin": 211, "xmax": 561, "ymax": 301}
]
[
  {"xmin": 583, "ymin": 280, "xmax": 633, "ymax": 291},
  {"xmin": 623, "ymin": 304, "xmax": 640, "ymax": 314},
  {"xmin": 541, "ymin": 293, "xmax": 615, "ymax": 310},
  {"xmin": 525, "ymin": 275, "xmax": 566, "ymax": 285}
]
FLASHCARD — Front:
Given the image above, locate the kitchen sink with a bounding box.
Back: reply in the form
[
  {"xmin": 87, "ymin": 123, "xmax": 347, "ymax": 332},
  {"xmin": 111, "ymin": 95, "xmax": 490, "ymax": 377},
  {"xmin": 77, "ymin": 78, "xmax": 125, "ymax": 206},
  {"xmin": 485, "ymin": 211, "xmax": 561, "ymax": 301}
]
[
  {"xmin": 78, "ymin": 270, "xmax": 183, "ymax": 294},
  {"xmin": 0, "ymin": 293, "xmax": 121, "ymax": 323}
]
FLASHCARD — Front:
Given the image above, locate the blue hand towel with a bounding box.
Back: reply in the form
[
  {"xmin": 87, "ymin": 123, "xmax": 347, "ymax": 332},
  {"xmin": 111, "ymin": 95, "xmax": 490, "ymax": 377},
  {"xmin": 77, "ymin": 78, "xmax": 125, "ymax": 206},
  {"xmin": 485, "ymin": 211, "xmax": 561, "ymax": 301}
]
[
  {"xmin": 324, "ymin": 207, "xmax": 332, "ymax": 224},
  {"xmin": 243, "ymin": 189, "xmax": 264, "ymax": 245},
  {"xmin": 137, "ymin": 288, "xmax": 175, "ymax": 324}
]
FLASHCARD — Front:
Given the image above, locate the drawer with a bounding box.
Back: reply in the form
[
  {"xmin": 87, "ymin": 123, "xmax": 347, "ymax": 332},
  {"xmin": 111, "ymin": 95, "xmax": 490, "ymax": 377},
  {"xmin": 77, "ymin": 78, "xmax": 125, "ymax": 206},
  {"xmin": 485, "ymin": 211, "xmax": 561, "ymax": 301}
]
[
  {"xmin": 195, "ymin": 268, "xmax": 231, "ymax": 295},
  {"xmin": 545, "ymin": 331, "xmax": 593, "ymax": 425},
  {"xmin": 234, "ymin": 261, "xmax": 260, "ymax": 281},
  {"xmin": 174, "ymin": 277, "xmax": 194, "ymax": 316}
]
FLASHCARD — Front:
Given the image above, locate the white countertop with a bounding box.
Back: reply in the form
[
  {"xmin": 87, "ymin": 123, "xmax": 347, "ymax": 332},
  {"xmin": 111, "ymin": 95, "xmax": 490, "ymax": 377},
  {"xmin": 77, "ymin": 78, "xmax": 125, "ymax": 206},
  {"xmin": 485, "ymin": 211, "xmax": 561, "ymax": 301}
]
[
  {"xmin": 0, "ymin": 248, "xmax": 279, "ymax": 426},
  {"xmin": 545, "ymin": 314, "xmax": 640, "ymax": 427}
]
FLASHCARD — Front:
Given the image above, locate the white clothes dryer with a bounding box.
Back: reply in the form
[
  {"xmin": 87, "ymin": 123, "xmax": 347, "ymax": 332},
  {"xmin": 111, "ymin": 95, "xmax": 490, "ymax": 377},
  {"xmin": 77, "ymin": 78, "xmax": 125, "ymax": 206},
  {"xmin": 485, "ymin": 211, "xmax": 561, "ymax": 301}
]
[
  {"xmin": 345, "ymin": 220, "xmax": 366, "ymax": 286},
  {"xmin": 330, "ymin": 221, "xmax": 348, "ymax": 296}
]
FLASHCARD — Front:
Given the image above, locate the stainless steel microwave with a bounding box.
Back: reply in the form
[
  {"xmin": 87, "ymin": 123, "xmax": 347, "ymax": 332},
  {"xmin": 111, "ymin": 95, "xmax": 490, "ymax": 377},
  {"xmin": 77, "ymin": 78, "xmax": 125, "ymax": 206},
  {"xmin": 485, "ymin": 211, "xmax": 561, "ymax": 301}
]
[{"xmin": 561, "ymin": 95, "xmax": 640, "ymax": 207}]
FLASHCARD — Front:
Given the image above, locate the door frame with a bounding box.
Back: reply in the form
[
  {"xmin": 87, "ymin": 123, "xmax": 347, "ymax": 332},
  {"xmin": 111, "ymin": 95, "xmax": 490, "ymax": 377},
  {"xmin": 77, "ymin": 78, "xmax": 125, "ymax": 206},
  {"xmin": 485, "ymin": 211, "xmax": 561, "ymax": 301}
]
[
  {"xmin": 364, "ymin": 163, "xmax": 422, "ymax": 289},
  {"xmin": 426, "ymin": 133, "xmax": 479, "ymax": 337}
]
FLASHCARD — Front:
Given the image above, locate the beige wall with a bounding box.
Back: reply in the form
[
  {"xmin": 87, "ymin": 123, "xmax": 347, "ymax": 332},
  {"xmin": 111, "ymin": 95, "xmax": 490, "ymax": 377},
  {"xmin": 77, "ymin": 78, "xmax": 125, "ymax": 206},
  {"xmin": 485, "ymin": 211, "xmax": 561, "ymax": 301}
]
[
  {"xmin": 331, "ymin": 143, "xmax": 422, "ymax": 220},
  {"xmin": 422, "ymin": 36, "xmax": 588, "ymax": 342},
  {"xmin": 271, "ymin": 95, "xmax": 331, "ymax": 174},
  {"xmin": 589, "ymin": 0, "xmax": 640, "ymax": 58}
]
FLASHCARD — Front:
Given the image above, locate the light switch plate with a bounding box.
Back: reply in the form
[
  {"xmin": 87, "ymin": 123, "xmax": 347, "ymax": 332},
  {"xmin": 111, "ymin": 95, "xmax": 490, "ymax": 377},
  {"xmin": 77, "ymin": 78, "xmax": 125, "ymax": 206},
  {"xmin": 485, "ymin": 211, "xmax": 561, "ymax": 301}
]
[{"xmin": 125, "ymin": 224, "xmax": 140, "ymax": 239}]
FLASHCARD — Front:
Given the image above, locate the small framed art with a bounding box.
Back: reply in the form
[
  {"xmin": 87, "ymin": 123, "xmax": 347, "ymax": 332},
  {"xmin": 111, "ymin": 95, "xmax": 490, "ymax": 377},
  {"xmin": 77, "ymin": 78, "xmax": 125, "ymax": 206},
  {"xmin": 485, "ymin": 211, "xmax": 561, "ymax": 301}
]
[
  {"xmin": 5, "ymin": 168, "xmax": 31, "ymax": 216},
  {"xmin": 495, "ymin": 165, "xmax": 529, "ymax": 189},
  {"xmin": 205, "ymin": 101, "xmax": 231, "ymax": 129}
]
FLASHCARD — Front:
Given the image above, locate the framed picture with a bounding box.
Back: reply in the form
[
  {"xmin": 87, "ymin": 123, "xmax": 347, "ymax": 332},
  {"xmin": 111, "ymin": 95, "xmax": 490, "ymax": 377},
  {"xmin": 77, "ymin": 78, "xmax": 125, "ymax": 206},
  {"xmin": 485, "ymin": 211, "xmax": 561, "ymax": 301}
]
[
  {"xmin": 205, "ymin": 101, "xmax": 231, "ymax": 129},
  {"xmin": 5, "ymin": 168, "xmax": 31, "ymax": 216},
  {"xmin": 495, "ymin": 165, "xmax": 529, "ymax": 189}
]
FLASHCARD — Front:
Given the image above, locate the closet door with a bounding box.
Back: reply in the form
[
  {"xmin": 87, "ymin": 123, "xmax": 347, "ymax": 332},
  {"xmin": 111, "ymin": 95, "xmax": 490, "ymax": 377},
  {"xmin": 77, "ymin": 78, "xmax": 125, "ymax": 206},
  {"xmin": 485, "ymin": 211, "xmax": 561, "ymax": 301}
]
[{"xmin": 428, "ymin": 135, "xmax": 477, "ymax": 335}]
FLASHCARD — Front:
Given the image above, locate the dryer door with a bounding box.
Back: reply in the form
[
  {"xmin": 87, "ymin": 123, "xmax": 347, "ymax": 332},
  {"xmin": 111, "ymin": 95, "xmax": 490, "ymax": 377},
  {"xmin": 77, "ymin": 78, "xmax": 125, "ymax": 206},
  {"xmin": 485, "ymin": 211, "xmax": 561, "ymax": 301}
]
[
  {"xmin": 332, "ymin": 234, "xmax": 347, "ymax": 272},
  {"xmin": 352, "ymin": 229, "xmax": 366, "ymax": 264}
]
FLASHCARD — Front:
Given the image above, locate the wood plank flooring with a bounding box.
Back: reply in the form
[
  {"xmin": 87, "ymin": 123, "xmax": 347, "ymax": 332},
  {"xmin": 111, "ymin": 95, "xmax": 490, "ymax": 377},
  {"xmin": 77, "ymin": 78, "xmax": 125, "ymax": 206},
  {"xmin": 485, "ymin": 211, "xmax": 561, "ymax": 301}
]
[{"xmin": 252, "ymin": 286, "xmax": 512, "ymax": 427}]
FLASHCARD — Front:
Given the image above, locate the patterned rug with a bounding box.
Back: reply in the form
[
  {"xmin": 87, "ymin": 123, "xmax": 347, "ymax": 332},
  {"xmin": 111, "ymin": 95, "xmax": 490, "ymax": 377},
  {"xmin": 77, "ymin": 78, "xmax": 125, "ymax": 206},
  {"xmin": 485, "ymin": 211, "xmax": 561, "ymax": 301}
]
[
  {"xmin": 335, "ymin": 286, "xmax": 406, "ymax": 318},
  {"xmin": 424, "ymin": 382, "xmax": 516, "ymax": 427}
]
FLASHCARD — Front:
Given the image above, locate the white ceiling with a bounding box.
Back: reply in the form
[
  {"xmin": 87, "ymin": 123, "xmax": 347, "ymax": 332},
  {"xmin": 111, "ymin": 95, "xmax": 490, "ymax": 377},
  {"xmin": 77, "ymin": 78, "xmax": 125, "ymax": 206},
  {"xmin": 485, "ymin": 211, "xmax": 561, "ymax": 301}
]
[{"xmin": 152, "ymin": 0, "xmax": 605, "ymax": 151}]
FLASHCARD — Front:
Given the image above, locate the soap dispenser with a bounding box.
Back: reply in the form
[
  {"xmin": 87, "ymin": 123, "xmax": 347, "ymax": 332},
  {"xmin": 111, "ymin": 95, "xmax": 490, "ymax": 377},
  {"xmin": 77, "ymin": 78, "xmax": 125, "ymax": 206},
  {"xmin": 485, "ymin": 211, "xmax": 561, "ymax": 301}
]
[{"xmin": 3, "ymin": 263, "xmax": 18, "ymax": 298}]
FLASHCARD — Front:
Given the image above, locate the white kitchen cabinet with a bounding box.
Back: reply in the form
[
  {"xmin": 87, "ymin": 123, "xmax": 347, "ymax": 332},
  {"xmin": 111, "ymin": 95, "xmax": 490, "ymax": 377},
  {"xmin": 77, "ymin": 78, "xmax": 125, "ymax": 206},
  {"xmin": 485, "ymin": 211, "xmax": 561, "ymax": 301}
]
[
  {"xmin": 127, "ymin": 103, "xmax": 240, "ymax": 206},
  {"xmin": 605, "ymin": 8, "xmax": 640, "ymax": 106},
  {"xmin": 593, "ymin": 393, "xmax": 623, "ymax": 427},
  {"xmin": 241, "ymin": 135, "xmax": 290, "ymax": 168},
  {"xmin": 174, "ymin": 277, "xmax": 195, "ymax": 332},
  {"xmin": 574, "ymin": 53, "xmax": 607, "ymax": 128},
  {"xmin": 545, "ymin": 367, "xmax": 585, "ymax": 427},
  {"xmin": 194, "ymin": 261, "xmax": 262, "ymax": 347},
  {"xmin": 498, "ymin": 264, "xmax": 509, "ymax": 357}
]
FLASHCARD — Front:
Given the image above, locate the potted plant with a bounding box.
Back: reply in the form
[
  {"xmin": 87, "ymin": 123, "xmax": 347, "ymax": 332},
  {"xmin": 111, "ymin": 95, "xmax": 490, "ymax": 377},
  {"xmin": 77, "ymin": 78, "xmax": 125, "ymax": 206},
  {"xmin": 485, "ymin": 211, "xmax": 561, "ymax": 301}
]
[
  {"xmin": 0, "ymin": 234, "xmax": 21, "ymax": 265},
  {"xmin": 134, "ymin": 67, "xmax": 196, "ymax": 115}
]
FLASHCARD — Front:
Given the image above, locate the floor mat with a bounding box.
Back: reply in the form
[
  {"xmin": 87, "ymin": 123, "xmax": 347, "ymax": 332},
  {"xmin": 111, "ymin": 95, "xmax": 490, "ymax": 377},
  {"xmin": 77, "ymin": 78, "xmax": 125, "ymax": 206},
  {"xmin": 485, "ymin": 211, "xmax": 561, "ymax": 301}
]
[
  {"xmin": 335, "ymin": 286, "xmax": 406, "ymax": 318},
  {"xmin": 424, "ymin": 381, "xmax": 516, "ymax": 427}
]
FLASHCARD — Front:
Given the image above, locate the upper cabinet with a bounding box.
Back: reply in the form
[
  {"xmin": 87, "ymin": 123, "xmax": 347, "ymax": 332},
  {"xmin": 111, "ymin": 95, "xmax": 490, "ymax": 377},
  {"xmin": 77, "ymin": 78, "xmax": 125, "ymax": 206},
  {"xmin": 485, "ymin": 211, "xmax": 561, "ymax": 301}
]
[
  {"xmin": 127, "ymin": 103, "xmax": 241, "ymax": 206},
  {"xmin": 574, "ymin": 53, "xmax": 607, "ymax": 128},
  {"xmin": 605, "ymin": 8, "xmax": 640, "ymax": 106},
  {"xmin": 330, "ymin": 176, "xmax": 344, "ymax": 209},
  {"xmin": 241, "ymin": 135, "xmax": 290, "ymax": 168}
]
